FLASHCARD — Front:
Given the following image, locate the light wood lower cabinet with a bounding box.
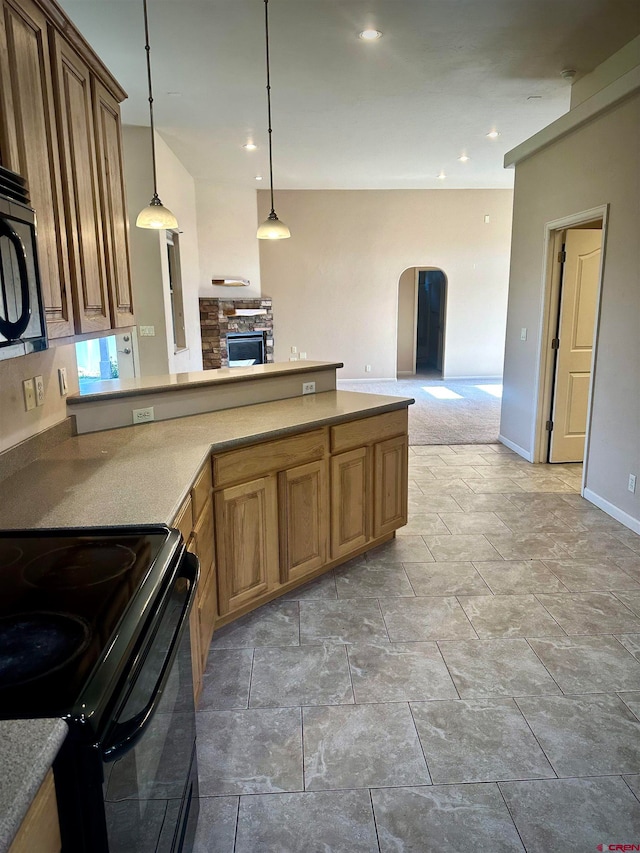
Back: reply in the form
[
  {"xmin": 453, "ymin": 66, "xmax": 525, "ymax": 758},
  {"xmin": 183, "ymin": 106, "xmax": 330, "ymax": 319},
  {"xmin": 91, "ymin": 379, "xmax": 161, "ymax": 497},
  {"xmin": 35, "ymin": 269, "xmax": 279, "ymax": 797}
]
[
  {"xmin": 173, "ymin": 461, "xmax": 215, "ymax": 705},
  {"xmin": 330, "ymin": 446, "xmax": 370, "ymax": 560},
  {"xmin": 373, "ymin": 433, "xmax": 408, "ymax": 538},
  {"xmin": 174, "ymin": 408, "xmax": 409, "ymax": 699},
  {"xmin": 215, "ymin": 476, "xmax": 279, "ymax": 616},
  {"xmin": 278, "ymin": 459, "xmax": 328, "ymax": 584},
  {"xmin": 9, "ymin": 769, "xmax": 60, "ymax": 853}
]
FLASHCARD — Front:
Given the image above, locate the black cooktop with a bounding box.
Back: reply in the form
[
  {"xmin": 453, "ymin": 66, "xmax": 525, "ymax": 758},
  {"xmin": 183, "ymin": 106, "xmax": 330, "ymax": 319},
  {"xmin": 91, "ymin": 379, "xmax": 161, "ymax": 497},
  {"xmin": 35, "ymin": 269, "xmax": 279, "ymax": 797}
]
[{"xmin": 0, "ymin": 526, "xmax": 177, "ymax": 718}]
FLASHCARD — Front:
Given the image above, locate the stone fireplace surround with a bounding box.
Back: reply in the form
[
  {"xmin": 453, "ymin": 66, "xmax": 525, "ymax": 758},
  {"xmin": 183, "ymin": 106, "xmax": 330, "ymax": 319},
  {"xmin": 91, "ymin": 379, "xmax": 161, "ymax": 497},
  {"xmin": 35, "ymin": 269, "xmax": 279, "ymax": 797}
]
[{"xmin": 199, "ymin": 296, "xmax": 274, "ymax": 370}]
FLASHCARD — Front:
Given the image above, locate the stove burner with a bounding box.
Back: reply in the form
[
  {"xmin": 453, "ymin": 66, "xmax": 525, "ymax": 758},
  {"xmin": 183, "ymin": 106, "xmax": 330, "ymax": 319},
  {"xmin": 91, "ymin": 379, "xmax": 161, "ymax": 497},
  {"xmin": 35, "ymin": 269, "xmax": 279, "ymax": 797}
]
[
  {"xmin": 0, "ymin": 612, "xmax": 91, "ymax": 687},
  {"xmin": 24, "ymin": 542, "xmax": 137, "ymax": 589},
  {"xmin": 0, "ymin": 543, "xmax": 23, "ymax": 569}
]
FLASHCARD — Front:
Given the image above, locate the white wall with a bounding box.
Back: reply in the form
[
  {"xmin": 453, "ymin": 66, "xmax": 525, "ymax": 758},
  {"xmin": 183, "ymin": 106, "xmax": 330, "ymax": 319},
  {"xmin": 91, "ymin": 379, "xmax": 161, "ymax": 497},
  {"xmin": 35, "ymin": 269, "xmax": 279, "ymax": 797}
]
[
  {"xmin": 570, "ymin": 36, "xmax": 640, "ymax": 108},
  {"xmin": 500, "ymin": 91, "xmax": 640, "ymax": 525},
  {"xmin": 196, "ymin": 184, "xmax": 262, "ymax": 299},
  {"xmin": 122, "ymin": 126, "xmax": 202, "ymax": 376},
  {"xmin": 258, "ymin": 189, "xmax": 513, "ymax": 380}
]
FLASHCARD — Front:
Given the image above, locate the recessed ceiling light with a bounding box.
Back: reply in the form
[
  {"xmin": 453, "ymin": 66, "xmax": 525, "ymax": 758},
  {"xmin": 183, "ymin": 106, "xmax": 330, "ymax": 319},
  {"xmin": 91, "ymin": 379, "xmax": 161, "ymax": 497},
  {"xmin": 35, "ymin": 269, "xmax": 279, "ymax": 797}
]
[
  {"xmin": 458, "ymin": 154, "xmax": 470, "ymax": 162},
  {"xmin": 359, "ymin": 29, "xmax": 382, "ymax": 41},
  {"xmin": 437, "ymin": 172, "xmax": 446, "ymax": 180},
  {"xmin": 255, "ymin": 176, "xmax": 263, "ymax": 181},
  {"xmin": 486, "ymin": 130, "xmax": 500, "ymax": 139},
  {"xmin": 243, "ymin": 142, "xmax": 257, "ymax": 150}
]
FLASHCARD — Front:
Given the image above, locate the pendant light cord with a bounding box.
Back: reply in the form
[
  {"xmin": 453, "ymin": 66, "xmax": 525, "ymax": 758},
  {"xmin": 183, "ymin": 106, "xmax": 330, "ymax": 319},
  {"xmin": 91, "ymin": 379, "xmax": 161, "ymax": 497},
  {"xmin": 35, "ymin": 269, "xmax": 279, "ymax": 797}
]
[
  {"xmin": 143, "ymin": 0, "xmax": 159, "ymax": 200},
  {"xmin": 264, "ymin": 0, "xmax": 276, "ymax": 216}
]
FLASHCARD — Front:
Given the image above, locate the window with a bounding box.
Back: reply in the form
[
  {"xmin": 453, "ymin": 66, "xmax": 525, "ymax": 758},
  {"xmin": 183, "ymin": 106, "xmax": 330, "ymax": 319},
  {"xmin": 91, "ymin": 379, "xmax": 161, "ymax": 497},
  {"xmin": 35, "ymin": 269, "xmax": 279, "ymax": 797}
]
[{"xmin": 166, "ymin": 230, "xmax": 186, "ymax": 351}]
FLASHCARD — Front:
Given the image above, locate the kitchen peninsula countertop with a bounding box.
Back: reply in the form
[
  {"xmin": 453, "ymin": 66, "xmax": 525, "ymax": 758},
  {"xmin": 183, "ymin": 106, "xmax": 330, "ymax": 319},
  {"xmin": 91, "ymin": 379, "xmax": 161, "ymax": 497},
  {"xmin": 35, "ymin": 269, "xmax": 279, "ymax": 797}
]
[
  {"xmin": 0, "ymin": 719, "xmax": 67, "ymax": 853},
  {"xmin": 67, "ymin": 360, "xmax": 343, "ymax": 403},
  {"xmin": 0, "ymin": 389, "xmax": 413, "ymax": 531}
]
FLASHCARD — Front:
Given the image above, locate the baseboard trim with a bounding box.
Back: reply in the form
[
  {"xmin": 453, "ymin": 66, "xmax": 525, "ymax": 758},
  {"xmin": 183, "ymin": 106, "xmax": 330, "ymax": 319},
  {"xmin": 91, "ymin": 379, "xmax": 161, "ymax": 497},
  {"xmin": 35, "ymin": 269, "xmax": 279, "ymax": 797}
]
[
  {"xmin": 498, "ymin": 434, "xmax": 533, "ymax": 462},
  {"xmin": 583, "ymin": 488, "xmax": 640, "ymax": 534},
  {"xmin": 338, "ymin": 377, "xmax": 396, "ymax": 383}
]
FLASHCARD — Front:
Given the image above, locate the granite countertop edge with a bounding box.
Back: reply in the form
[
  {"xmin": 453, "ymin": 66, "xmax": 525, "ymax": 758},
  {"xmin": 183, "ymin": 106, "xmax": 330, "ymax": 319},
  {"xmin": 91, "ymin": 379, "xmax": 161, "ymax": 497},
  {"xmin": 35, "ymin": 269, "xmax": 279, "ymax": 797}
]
[
  {"xmin": 0, "ymin": 719, "xmax": 68, "ymax": 853},
  {"xmin": 66, "ymin": 360, "xmax": 345, "ymax": 404}
]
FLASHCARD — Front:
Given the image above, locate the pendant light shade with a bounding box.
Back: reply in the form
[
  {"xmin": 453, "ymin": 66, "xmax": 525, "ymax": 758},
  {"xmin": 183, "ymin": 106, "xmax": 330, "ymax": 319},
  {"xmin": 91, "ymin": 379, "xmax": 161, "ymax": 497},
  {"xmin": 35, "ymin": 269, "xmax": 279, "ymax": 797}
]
[
  {"xmin": 257, "ymin": 0, "xmax": 290, "ymax": 240},
  {"xmin": 256, "ymin": 211, "xmax": 290, "ymax": 240},
  {"xmin": 136, "ymin": 196, "xmax": 178, "ymax": 229},
  {"xmin": 136, "ymin": 0, "xmax": 177, "ymax": 230}
]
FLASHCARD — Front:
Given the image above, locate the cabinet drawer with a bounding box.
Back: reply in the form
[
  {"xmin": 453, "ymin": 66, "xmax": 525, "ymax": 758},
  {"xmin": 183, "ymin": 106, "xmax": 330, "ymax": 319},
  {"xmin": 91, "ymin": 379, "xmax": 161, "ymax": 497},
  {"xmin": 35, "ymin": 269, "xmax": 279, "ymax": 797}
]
[
  {"xmin": 191, "ymin": 462, "xmax": 213, "ymax": 523},
  {"xmin": 330, "ymin": 409, "xmax": 408, "ymax": 453},
  {"xmin": 213, "ymin": 429, "xmax": 327, "ymax": 488},
  {"xmin": 172, "ymin": 496, "xmax": 193, "ymax": 544}
]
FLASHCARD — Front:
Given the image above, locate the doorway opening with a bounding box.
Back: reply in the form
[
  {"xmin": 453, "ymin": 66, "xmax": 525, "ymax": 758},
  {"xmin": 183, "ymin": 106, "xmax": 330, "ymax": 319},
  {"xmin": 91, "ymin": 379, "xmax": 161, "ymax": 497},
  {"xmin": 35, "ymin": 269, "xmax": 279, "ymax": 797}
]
[
  {"xmin": 535, "ymin": 208, "xmax": 607, "ymax": 470},
  {"xmin": 396, "ymin": 267, "xmax": 447, "ymax": 379},
  {"xmin": 416, "ymin": 270, "xmax": 446, "ymax": 376}
]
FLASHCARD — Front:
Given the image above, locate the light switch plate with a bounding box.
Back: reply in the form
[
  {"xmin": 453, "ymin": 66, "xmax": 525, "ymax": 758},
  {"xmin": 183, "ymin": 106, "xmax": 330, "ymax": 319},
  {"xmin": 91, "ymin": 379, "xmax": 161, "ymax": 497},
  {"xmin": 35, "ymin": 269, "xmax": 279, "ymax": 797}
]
[
  {"xmin": 139, "ymin": 325, "xmax": 155, "ymax": 337},
  {"xmin": 34, "ymin": 375, "xmax": 45, "ymax": 406},
  {"xmin": 23, "ymin": 378, "xmax": 36, "ymax": 411}
]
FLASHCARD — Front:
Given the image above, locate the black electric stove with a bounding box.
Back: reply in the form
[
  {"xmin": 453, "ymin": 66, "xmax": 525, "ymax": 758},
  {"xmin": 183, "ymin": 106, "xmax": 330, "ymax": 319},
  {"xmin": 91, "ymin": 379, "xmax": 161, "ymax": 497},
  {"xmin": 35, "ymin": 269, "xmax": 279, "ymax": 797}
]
[{"xmin": 0, "ymin": 526, "xmax": 199, "ymax": 853}]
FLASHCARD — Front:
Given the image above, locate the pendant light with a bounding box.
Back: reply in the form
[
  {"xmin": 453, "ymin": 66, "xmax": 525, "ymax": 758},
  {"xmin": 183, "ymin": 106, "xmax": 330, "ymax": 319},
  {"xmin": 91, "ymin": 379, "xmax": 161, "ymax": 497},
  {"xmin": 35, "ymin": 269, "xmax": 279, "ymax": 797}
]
[
  {"xmin": 136, "ymin": 0, "xmax": 178, "ymax": 230},
  {"xmin": 256, "ymin": 0, "xmax": 290, "ymax": 240}
]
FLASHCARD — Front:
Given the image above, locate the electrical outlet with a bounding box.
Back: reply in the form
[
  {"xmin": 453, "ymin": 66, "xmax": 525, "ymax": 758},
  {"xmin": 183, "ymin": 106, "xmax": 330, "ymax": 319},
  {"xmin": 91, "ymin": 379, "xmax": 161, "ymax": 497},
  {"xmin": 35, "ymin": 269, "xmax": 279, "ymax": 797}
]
[
  {"xmin": 34, "ymin": 375, "xmax": 45, "ymax": 406},
  {"xmin": 302, "ymin": 381, "xmax": 315, "ymax": 395},
  {"xmin": 132, "ymin": 406, "xmax": 155, "ymax": 424},
  {"xmin": 520, "ymin": 328, "xmax": 527, "ymax": 341},
  {"xmin": 299, "ymin": 352, "xmax": 307, "ymax": 360},
  {"xmin": 23, "ymin": 378, "xmax": 36, "ymax": 411},
  {"xmin": 289, "ymin": 355, "xmax": 298, "ymax": 361},
  {"xmin": 629, "ymin": 474, "xmax": 637, "ymax": 494},
  {"xmin": 291, "ymin": 346, "xmax": 297, "ymax": 354},
  {"xmin": 365, "ymin": 364, "xmax": 372, "ymax": 373},
  {"xmin": 139, "ymin": 325, "xmax": 155, "ymax": 337},
  {"xmin": 58, "ymin": 367, "xmax": 68, "ymax": 396}
]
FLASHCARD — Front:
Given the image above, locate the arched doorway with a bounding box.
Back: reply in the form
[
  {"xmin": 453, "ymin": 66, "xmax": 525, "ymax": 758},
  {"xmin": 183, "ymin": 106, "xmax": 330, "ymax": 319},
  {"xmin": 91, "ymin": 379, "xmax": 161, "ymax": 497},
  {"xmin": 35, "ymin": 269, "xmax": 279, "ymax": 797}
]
[{"xmin": 396, "ymin": 267, "xmax": 448, "ymax": 378}]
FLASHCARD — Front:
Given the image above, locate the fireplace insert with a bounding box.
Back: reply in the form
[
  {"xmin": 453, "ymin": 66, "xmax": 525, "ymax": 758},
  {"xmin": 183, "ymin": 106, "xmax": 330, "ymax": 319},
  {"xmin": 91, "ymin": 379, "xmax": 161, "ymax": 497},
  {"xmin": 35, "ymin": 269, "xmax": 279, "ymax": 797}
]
[{"xmin": 226, "ymin": 331, "xmax": 266, "ymax": 367}]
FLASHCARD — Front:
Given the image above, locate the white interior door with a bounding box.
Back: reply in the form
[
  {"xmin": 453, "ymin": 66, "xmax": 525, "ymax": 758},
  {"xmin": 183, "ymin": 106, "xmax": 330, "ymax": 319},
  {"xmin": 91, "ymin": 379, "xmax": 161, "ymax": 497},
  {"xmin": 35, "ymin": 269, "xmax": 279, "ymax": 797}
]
[
  {"xmin": 115, "ymin": 331, "xmax": 137, "ymax": 379},
  {"xmin": 549, "ymin": 228, "xmax": 602, "ymax": 462}
]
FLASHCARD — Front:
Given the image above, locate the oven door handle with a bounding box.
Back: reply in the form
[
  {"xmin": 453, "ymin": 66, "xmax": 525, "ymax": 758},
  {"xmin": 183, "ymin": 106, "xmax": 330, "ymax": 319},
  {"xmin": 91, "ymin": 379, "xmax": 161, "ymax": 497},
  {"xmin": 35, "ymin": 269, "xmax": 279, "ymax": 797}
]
[
  {"xmin": 0, "ymin": 216, "xmax": 31, "ymax": 340},
  {"xmin": 102, "ymin": 551, "xmax": 199, "ymax": 761}
]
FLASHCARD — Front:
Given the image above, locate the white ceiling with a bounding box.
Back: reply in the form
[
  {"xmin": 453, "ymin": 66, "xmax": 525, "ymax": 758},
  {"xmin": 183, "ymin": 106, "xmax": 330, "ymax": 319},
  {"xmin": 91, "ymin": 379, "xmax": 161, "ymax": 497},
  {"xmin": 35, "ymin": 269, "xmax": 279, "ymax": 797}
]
[{"xmin": 60, "ymin": 0, "xmax": 640, "ymax": 189}]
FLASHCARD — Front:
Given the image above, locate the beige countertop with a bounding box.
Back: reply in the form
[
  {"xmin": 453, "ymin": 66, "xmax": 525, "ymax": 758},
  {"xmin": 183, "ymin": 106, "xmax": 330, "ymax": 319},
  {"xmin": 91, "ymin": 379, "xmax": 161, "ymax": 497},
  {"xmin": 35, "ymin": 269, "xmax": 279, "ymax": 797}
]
[
  {"xmin": 68, "ymin": 360, "xmax": 343, "ymax": 404},
  {"xmin": 0, "ymin": 719, "xmax": 68, "ymax": 853},
  {"xmin": 0, "ymin": 390, "xmax": 412, "ymax": 530}
]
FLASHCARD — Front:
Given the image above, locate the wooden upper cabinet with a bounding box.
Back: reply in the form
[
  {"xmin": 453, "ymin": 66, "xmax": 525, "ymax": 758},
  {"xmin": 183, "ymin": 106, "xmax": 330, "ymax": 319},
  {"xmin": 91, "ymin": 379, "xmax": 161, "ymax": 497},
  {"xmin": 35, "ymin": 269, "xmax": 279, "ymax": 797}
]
[
  {"xmin": 51, "ymin": 31, "xmax": 110, "ymax": 334},
  {"xmin": 93, "ymin": 80, "xmax": 134, "ymax": 328},
  {"xmin": 0, "ymin": 0, "xmax": 73, "ymax": 337}
]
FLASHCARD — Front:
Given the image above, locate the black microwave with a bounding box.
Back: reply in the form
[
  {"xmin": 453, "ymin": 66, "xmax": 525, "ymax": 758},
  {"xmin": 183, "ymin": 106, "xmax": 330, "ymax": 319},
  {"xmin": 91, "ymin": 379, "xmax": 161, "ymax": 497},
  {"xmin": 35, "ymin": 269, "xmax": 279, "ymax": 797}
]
[{"xmin": 0, "ymin": 167, "xmax": 47, "ymax": 360}]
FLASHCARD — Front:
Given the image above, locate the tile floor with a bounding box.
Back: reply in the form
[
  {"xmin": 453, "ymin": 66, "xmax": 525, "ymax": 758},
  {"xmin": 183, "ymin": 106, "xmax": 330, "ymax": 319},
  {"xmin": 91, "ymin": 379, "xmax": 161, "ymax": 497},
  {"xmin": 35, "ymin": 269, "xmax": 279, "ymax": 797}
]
[{"xmin": 193, "ymin": 444, "xmax": 640, "ymax": 852}]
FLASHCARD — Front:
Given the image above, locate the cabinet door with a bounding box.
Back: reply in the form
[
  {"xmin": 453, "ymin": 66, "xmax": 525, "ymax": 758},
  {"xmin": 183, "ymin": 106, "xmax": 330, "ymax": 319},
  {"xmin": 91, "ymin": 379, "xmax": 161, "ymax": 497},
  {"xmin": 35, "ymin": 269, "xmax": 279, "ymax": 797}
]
[
  {"xmin": 0, "ymin": 0, "xmax": 73, "ymax": 337},
  {"xmin": 215, "ymin": 476, "xmax": 279, "ymax": 616},
  {"xmin": 330, "ymin": 446, "xmax": 370, "ymax": 560},
  {"xmin": 279, "ymin": 459, "xmax": 328, "ymax": 584},
  {"xmin": 192, "ymin": 498, "xmax": 217, "ymax": 664},
  {"xmin": 186, "ymin": 534, "xmax": 203, "ymax": 706},
  {"xmin": 52, "ymin": 31, "xmax": 110, "ymax": 333},
  {"xmin": 374, "ymin": 434, "xmax": 408, "ymax": 538},
  {"xmin": 93, "ymin": 79, "xmax": 134, "ymax": 328}
]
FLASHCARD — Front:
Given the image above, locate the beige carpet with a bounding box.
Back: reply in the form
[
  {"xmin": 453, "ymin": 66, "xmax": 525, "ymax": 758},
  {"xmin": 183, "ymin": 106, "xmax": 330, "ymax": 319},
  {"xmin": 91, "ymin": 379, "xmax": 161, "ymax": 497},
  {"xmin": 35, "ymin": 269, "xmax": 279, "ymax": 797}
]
[{"xmin": 337, "ymin": 375, "xmax": 502, "ymax": 445}]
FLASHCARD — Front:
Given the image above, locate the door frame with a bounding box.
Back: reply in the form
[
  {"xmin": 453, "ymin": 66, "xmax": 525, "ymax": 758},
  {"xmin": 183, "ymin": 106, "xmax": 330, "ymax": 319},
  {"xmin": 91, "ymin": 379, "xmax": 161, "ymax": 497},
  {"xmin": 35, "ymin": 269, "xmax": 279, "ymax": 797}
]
[{"xmin": 533, "ymin": 205, "xmax": 609, "ymax": 486}]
